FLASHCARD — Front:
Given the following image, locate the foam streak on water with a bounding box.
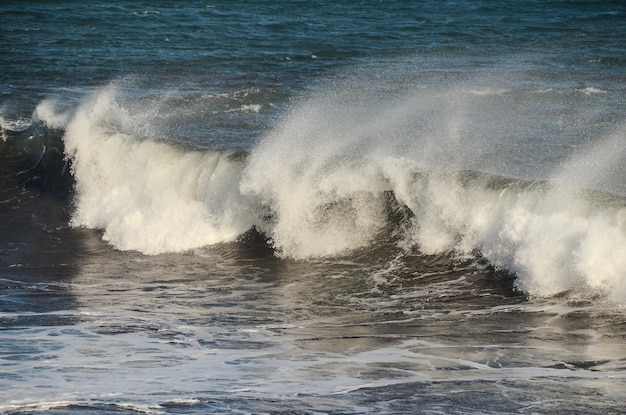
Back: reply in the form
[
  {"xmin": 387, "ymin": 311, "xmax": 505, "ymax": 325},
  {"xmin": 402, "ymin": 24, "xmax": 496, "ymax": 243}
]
[{"xmin": 1, "ymin": 248, "xmax": 625, "ymax": 414}]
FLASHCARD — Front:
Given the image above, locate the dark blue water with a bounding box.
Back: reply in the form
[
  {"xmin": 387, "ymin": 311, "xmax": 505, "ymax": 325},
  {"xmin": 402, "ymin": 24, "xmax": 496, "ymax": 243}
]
[{"xmin": 2, "ymin": 1, "xmax": 626, "ymax": 413}]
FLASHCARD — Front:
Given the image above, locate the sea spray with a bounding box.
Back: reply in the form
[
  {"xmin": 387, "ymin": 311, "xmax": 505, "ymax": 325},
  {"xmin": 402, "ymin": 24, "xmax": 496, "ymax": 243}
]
[
  {"xmin": 242, "ymin": 82, "xmax": 626, "ymax": 303},
  {"xmin": 240, "ymin": 95, "xmax": 394, "ymax": 258}
]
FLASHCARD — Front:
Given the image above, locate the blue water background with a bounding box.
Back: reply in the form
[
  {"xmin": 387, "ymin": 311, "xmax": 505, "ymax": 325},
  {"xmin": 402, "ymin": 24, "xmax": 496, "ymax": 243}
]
[{"xmin": 3, "ymin": 0, "xmax": 625, "ymax": 113}]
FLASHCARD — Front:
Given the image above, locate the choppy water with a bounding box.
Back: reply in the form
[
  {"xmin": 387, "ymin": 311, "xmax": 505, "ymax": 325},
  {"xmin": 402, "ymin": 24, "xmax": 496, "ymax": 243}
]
[{"xmin": 2, "ymin": 1, "xmax": 626, "ymax": 413}]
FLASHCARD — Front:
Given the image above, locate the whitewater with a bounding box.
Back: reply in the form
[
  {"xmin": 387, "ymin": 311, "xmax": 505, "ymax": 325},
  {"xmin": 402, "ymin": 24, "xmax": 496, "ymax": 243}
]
[{"xmin": 28, "ymin": 76, "xmax": 625, "ymax": 305}]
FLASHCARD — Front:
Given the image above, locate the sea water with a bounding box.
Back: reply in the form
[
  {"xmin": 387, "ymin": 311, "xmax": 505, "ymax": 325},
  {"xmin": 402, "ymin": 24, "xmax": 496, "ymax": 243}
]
[{"xmin": 1, "ymin": 1, "xmax": 626, "ymax": 413}]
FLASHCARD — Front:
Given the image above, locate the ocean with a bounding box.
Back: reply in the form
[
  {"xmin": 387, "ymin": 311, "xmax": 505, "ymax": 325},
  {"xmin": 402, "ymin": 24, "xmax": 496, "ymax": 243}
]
[{"xmin": 1, "ymin": 0, "xmax": 626, "ymax": 413}]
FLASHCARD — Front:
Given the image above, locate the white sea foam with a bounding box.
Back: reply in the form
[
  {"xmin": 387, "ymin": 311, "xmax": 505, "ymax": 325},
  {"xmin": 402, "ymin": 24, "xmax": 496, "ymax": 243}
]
[
  {"xmin": 63, "ymin": 87, "xmax": 256, "ymax": 254},
  {"xmin": 466, "ymin": 88, "xmax": 509, "ymax": 96},
  {"xmin": 577, "ymin": 86, "xmax": 607, "ymax": 95},
  {"xmin": 384, "ymin": 160, "xmax": 626, "ymax": 303},
  {"xmin": 240, "ymin": 98, "xmax": 392, "ymax": 258},
  {"xmin": 239, "ymin": 103, "xmax": 262, "ymax": 113}
]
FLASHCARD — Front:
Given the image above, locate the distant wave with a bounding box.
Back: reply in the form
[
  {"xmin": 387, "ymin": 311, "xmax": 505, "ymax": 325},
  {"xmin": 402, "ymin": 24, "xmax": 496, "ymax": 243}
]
[{"xmin": 4, "ymin": 84, "xmax": 626, "ymax": 305}]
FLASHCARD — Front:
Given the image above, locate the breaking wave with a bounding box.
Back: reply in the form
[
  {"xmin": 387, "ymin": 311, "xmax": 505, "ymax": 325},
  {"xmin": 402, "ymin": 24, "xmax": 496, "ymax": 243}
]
[{"xmin": 4, "ymin": 82, "xmax": 626, "ymax": 304}]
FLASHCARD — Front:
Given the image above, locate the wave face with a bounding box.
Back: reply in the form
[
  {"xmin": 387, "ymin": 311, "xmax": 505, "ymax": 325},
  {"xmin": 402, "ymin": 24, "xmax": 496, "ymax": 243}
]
[{"xmin": 20, "ymin": 80, "xmax": 626, "ymax": 305}]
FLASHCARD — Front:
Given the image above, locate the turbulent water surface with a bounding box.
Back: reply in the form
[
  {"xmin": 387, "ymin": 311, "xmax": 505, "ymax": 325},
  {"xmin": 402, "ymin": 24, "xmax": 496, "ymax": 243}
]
[{"xmin": 2, "ymin": 1, "xmax": 626, "ymax": 413}]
